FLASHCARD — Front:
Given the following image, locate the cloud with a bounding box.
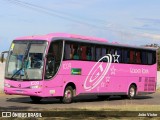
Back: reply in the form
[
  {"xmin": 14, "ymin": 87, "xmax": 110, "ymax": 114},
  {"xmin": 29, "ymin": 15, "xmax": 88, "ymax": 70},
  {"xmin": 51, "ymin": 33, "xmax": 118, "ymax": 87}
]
[
  {"xmin": 141, "ymin": 33, "xmax": 160, "ymax": 40},
  {"xmin": 136, "ymin": 18, "xmax": 160, "ymax": 24},
  {"xmin": 134, "ymin": 18, "xmax": 160, "ymax": 32},
  {"xmin": 134, "ymin": 26, "xmax": 160, "ymax": 32}
]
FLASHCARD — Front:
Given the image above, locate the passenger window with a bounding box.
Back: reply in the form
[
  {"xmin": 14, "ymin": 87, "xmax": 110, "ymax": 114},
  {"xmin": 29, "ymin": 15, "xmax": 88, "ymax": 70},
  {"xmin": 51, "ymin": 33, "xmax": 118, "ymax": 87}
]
[
  {"xmin": 147, "ymin": 52, "xmax": 153, "ymax": 64},
  {"xmin": 96, "ymin": 47, "xmax": 101, "ymax": 61},
  {"xmin": 80, "ymin": 46, "xmax": 87, "ymax": 60},
  {"xmin": 141, "ymin": 51, "xmax": 147, "ymax": 64},
  {"xmin": 102, "ymin": 48, "xmax": 106, "ymax": 56},
  {"xmin": 135, "ymin": 51, "xmax": 141, "ymax": 64},
  {"xmin": 110, "ymin": 49, "xmax": 114, "ymax": 55},
  {"xmin": 130, "ymin": 50, "xmax": 135, "ymax": 64},
  {"xmin": 116, "ymin": 49, "xmax": 122, "ymax": 63},
  {"xmin": 70, "ymin": 44, "xmax": 80, "ymax": 60},
  {"xmin": 123, "ymin": 50, "xmax": 129, "ymax": 63},
  {"xmin": 64, "ymin": 44, "xmax": 71, "ymax": 60},
  {"xmin": 86, "ymin": 46, "xmax": 92, "ymax": 60}
]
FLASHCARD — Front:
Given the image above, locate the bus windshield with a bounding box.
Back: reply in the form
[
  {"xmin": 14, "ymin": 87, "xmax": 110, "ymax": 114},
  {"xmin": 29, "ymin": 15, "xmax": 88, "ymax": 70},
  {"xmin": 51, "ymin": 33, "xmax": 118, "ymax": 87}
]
[{"xmin": 5, "ymin": 41, "xmax": 47, "ymax": 80}]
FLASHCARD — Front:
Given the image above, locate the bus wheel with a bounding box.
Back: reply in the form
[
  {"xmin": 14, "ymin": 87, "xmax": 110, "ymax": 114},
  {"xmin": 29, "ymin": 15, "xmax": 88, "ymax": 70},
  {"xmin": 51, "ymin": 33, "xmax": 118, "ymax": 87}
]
[
  {"xmin": 30, "ymin": 96, "xmax": 42, "ymax": 103},
  {"xmin": 128, "ymin": 85, "xmax": 136, "ymax": 99},
  {"xmin": 61, "ymin": 86, "xmax": 73, "ymax": 104}
]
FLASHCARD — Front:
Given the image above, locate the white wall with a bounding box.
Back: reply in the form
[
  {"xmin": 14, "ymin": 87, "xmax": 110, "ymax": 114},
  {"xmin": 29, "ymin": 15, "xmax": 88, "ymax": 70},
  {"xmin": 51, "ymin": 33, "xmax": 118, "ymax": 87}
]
[
  {"xmin": 0, "ymin": 63, "xmax": 5, "ymax": 93},
  {"xmin": 157, "ymin": 71, "xmax": 160, "ymax": 89}
]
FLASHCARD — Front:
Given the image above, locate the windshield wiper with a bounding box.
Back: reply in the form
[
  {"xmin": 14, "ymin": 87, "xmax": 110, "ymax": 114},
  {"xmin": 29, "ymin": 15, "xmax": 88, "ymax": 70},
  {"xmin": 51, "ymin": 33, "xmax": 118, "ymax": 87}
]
[
  {"xmin": 10, "ymin": 67, "xmax": 29, "ymax": 80},
  {"xmin": 10, "ymin": 67, "xmax": 23, "ymax": 79}
]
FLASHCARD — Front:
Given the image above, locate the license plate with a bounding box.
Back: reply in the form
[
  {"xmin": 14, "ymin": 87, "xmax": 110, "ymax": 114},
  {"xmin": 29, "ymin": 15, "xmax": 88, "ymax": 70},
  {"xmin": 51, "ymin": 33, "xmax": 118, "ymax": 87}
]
[{"xmin": 15, "ymin": 90, "xmax": 23, "ymax": 93}]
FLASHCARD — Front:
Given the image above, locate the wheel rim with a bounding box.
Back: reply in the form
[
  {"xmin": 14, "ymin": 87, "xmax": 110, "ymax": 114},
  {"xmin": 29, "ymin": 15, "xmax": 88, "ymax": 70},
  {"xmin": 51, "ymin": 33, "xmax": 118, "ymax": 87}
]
[
  {"xmin": 130, "ymin": 87, "xmax": 135, "ymax": 97},
  {"xmin": 65, "ymin": 90, "xmax": 72, "ymax": 99}
]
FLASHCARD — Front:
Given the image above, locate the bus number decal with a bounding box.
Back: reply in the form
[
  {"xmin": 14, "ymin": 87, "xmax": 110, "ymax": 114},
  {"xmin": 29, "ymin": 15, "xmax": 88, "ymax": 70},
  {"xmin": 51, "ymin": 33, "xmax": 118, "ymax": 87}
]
[
  {"xmin": 63, "ymin": 63, "xmax": 71, "ymax": 70},
  {"xmin": 31, "ymin": 81, "xmax": 39, "ymax": 85}
]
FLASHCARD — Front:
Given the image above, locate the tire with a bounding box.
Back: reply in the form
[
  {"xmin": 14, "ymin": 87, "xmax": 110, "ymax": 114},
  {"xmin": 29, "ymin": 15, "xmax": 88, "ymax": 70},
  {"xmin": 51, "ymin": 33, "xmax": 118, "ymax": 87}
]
[
  {"xmin": 30, "ymin": 96, "xmax": 42, "ymax": 103},
  {"xmin": 60, "ymin": 86, "xmax": 74, "ymax": 104},
  {"xmin": 128, "ymin": 85, "xmax": 136, "ymax": 99}
]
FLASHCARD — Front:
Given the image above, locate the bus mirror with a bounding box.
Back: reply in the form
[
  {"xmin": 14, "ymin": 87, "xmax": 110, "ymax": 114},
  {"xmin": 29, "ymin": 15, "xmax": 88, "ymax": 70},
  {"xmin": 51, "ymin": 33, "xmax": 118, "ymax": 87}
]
[
  {"xmin": 0, "ymin": 51, "xmax": 9, "ymax": 63},
  {"xmin": 0, "ymin": 53, "xmax": 4, "ymax": 63}
]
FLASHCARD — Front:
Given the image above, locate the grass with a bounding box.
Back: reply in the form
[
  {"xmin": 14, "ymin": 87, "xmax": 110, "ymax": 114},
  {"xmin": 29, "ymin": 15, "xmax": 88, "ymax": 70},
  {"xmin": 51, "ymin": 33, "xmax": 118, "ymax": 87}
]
[
  {"xmin": 156, "ymin": 88, "xmax": 160, "ymax": 92},
  {"xmin": 1, "ymin": 102, "xmax": 160, "ymax": 120},
  {"xmin": 78, "ymin": 105, "xmax": 160, "ymax": 111}
]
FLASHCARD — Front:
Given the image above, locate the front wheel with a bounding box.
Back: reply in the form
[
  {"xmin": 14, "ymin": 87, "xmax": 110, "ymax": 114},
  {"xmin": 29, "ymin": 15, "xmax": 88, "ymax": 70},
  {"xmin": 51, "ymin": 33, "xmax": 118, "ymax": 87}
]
[
  {"xmin": 128, "ymin": 85, "xmax": 136, "ymax": 99},
  {"xmin": 60, "ymin": 86, "xmax": 74, "ymax": 104},
  {"xmin": 30, "ymin": 96, "xmax": 42, "ymax": 103}
]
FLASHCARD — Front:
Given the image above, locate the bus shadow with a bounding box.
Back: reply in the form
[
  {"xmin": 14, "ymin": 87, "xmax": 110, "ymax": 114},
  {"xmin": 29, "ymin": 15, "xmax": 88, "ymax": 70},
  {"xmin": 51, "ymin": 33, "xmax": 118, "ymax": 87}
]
[
  {"xmin": 6, "ymin": 97, "xmax": 62, "ymax": 104},
  {"xmin": 0, "ymin": 106, "xmax": 32, "ymax": 111},
  {"xmin": 74, "ymin": 95, "xmax": 153, "ymax": 103},
  {"xmin": 134, "ymin": 95, "xmax": 153, "ymax": 100},
  {"xmin": 6, "ymin": 95, "xmax": 153, "ymax": 105}
]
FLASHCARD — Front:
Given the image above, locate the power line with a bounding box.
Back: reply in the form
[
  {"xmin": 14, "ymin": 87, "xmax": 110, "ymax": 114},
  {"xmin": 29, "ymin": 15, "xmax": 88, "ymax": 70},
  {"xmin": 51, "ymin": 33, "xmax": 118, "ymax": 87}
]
[
  {"xmin": 5, "ymin": 0, "xmax": 129, "ymax": 33},
  {"xmin": 5, "ymin": 0, "xmax": 101, "ymax": 28},
  {"xmin": 4, "ymin": 0, "xmax": 152, "ymax": 40}
]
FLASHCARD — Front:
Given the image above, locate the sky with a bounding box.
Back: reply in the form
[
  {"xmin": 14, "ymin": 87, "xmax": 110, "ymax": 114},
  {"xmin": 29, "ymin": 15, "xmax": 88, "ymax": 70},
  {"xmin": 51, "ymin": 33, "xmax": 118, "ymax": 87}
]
[{"xmin": 0, "ymin": 0, "xmax": 160, "ymax": 52}]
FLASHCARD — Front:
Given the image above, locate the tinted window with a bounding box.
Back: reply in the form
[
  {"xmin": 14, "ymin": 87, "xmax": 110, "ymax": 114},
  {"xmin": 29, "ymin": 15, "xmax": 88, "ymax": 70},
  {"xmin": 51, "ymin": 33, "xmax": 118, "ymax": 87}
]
[
  {"xmin": 64, "ymin": 42, "xmax": 94, "ymax": 61},
  {"xmin": 96, "ymin": 47, "xmax": 101, "ymax": 61},
  {"xmin": 64, "ymin": 41, "xmax": 156, "ymax": 65},
  {"xmin": 123, "ymin": 49, "xmax": 129, "ymax": 63}
]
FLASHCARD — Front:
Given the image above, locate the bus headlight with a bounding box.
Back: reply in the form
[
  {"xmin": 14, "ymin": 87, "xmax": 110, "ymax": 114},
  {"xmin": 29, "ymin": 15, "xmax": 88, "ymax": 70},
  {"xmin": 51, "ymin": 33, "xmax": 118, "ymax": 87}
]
[
  {"xmin": 4, "ymin": 83, "xmax": 11, "ymax": 88},
  {"xmin": 30, "ymin": 85, "xmax": 42, "ymax": 89}
]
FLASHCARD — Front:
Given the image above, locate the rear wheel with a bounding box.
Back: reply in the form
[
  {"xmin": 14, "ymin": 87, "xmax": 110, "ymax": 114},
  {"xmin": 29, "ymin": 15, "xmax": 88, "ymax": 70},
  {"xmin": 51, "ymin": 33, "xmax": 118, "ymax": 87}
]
[
  {"xmin": 30, "ymin": 96, "xmax": 42, "ymax": 103},
  {"xmin": 60, "ymin": 86, "xmax": 74, "ymax": 104},
  {"xmin": 128, "ymin": 85, "xmax": 136, "ymax": 99}
]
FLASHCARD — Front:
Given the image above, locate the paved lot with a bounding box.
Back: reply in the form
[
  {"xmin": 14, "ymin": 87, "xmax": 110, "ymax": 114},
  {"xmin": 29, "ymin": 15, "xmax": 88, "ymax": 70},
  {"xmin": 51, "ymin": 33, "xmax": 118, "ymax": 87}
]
[{"xmin": 0, "ymin": 92, "xmax": 160, "ymax": 111}]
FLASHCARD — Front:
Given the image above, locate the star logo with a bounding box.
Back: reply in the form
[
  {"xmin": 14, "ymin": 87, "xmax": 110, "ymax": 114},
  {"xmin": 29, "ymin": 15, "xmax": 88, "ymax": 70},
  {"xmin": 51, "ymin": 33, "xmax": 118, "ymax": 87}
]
[
  {"xmin": 112, "ymin": 51, "xmax": 120, "ymax": 63},
  {"xmin": 106, "ymin": 76, "xmax": 110, "ymax": 83},
  {"xmin": 101, "ymin": 82, "xmax": 105, "ymax": 87},
  {"xmin": 111, "ymin": 66, "xmax": 116, "ymax": 75}
]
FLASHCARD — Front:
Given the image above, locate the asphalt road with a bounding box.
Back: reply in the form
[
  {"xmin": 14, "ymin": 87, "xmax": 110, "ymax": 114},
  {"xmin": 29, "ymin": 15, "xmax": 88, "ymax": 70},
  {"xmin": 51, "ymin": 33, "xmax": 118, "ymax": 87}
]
[{"xmin": 0, "ymin": 92, "xmax": 160, "ymax": 111}]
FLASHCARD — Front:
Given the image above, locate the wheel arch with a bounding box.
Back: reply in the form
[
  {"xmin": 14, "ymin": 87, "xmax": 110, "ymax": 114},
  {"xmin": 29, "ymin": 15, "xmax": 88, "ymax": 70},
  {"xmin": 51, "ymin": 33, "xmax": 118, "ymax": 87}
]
[
  {"xmin": 64, "ymin": 82, "xmax": 76, "ymax": 96},
  {"xmin": 129, "ymin": 83, "xmax": 137, "ymax": 91}
]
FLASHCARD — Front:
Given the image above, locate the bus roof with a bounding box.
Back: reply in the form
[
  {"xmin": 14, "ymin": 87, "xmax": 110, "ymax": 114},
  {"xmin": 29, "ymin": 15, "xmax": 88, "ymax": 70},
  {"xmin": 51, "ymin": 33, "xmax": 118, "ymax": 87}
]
[
  {"xmin": 15, "ymin": 33, "xmax": 157, "ymax": 51},
  {"xmin": 15, "ymin": 33, "xmax": 107, "ymax": 42}
]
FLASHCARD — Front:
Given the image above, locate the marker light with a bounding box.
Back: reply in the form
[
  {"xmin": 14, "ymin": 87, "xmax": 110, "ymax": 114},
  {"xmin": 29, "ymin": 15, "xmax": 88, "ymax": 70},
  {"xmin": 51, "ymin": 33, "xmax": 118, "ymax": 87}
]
[{"xmin": 4, "ymin": 83, "xmax": 11, "ymax": 88}]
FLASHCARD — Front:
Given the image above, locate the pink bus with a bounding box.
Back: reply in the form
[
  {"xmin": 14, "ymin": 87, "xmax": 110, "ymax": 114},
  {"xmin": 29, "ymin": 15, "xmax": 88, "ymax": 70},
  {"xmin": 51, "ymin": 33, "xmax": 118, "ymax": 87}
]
[{"xmin": 1, "ymin": 33, "xmax": 157, "ymax": 103}]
